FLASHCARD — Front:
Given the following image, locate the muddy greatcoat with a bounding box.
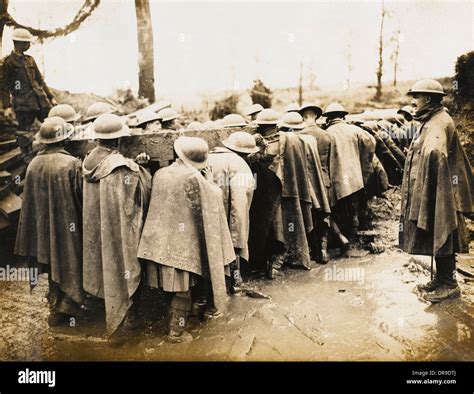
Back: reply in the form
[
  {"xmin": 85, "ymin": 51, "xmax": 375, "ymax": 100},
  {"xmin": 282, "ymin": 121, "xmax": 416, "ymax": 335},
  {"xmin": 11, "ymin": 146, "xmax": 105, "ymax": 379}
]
[
  {"xmin": 249, "ymin": 132, "xmax": 317, "ymax": 269},
  {"xmin": 326, "ymin": 119, "xmax": 374, "ymax": 206},
  {"xmin": 207, "ymin": 147, "xmax": 255, "ymax": 261},
  {"xmin": 15, "ymin": 147, "xmax": 85, "ymax": 305},
  {"xmin": 400, "ymin": 105, "xmax": 474, "ymax": 257},
  {"xmin": 137, "ymin": 160, "xmax": 235, "ymax": 312},
  {"xmin": 302, "ymin": 124, "xmax": 333, "ymax": 190},
  {"xmin": 82, "ymin": 149, "xmax": 151, "ymax": 335},
  {"xmin": 297, "ymin": 133, "xmax": 331, "ymax": 216}
]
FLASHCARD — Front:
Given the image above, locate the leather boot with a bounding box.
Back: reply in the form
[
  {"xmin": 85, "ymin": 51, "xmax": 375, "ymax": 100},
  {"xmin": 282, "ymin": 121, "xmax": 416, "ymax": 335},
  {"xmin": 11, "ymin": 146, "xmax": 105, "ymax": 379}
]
[
  {"xmin": 319, "ymin": 234, "xmax": 329, "ymax": 264},
  {"xmin": 330, "ymin": 220, "xmax": 350, "ymax": 254}
]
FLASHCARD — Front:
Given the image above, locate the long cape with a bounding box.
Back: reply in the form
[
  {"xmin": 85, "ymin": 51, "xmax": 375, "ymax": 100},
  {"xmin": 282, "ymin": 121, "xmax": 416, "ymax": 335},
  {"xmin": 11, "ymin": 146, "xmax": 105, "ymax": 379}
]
[
  {"xmin": 327, "ymin": 120, "xmax": 374, "ymax": 205},
  {"xmin": 400, "ymin": 108, "xmax": 474, "ymax": 255},
  {"xmin": 207, "ymin": 147, "xmax": 255, "ymax": 261},
  {"xmin": 137, "ymin": 161, "xmax": 235, "ymax": 312},
  {"xmin": 15, "ymin": 147, "xmax": 84, "ymax": 305},
  {"xmin": 82, "ymin": 150, "xmax": 151, "ymax": 335}
]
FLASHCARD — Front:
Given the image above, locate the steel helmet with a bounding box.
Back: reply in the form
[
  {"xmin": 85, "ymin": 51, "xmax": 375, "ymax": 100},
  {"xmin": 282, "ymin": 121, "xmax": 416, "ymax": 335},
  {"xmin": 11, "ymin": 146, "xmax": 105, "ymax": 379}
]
[
  {"xmin": 48, "ymin": 104, "xmax": 81, "ymax": 123},
  {"xmin": 397, "ymin": 105, "xmax": 415, "ymax": 120},
  {"xmin": 186, "ymin": 121, "xmax": 205, "ymax": 131},
  {"xmin": 278, "ymin": 112, "xmax": 306, "ymax": 130},
  {"xmin": 322, "ymin": 103, "xmax": 348, "ymax": 117},
  {"xmin": 214, "ymin": 119, "xmax": 224, "ymax": 128},
  {"xmin": 127, "ymin": 109, "xmax": 160, "ymax": 127},
  {"xmin": 407, "ymin": 79, "xmax": 446, "ymax": 96},
  {"xmin": 157, "ymin": 107, "xmax": 179, "ymax": 122},
  {"xmin": 174, "ymin": 136, "xmax": 209, "ymax": 169},
  {"xmin": 83, "ymin": 102, "xmax": 115, "ymax": 123},
  {"xmin": 38, "ymin": 117, "xmax": 74, "ymax": 145},
  {"xmin": 255, "ymin": 108, "xmax": 280, "ymax": 125},
  {"xmin": 222, "ymin": 114, "xmax": 247, "ymax": 128},
  {"xmin": 92, "ymin": 114, "xmax": 130, "ymax": 140},
  {"xmin": 285, "ymin": 102, "xmax": 300, "ymax": 113},
  {"xmin": 202, "ymin": 120, "xmax": 216, "ymax": 129},
  {"xmin": 148, "ymin": 100, "xmax": 172, "ymax": 113},
  {"xmin": 244, "ymin": 103, "xmax": 264, "ymax": 117},
  {"xmin": 299, "ymin": 103, "xmax": 323, "ymax": 119},
  {"xmin": 222, "ymin": 131, "xmax": 259, "ymax": 154},
  {"xmin": 12, "ymin": 28, "xmax": 33, "ymax": 43}
]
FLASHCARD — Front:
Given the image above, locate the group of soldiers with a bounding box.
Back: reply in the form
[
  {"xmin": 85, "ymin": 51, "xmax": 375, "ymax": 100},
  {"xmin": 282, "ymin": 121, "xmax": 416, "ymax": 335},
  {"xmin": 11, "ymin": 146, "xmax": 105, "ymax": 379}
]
[{"xmin": 4, "ymin": 29, "xmax": 474, "ymax": 342}]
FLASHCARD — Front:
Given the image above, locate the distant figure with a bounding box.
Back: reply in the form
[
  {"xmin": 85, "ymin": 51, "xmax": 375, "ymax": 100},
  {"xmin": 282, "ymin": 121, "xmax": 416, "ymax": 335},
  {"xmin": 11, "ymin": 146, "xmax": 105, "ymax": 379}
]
[
  {"xmin": 157, "ymin": 108, "xmax": 179, "ymax": 130},
  {"xmin": 285, "ymin": 102, "xmax": 299, "ymax": 113},
  {"xmin": 1, "ymin": 28, "xmax": 57, "ymax": 131},
  {"xmin": 396, "ymin": 105, "xmax": 419, "ymax": 152},
  {"xmin": 48, "ymin": 104, "xmax": 81, "ymax": 125},
  {"xmin": 400, "ymin": 79, "xmax": 474, "ymax": 303},
  {"xmin": 244, "ymin": 103, "xmax": 263, "ymax": 122},
  {"xmin": 222, "ymin": 113, "xmax": 247, "ymax": 130}
]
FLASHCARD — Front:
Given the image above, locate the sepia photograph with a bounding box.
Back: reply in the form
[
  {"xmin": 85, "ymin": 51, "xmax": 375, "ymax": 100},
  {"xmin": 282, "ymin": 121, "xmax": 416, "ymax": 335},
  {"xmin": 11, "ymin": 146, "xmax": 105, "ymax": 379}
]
[{"xmin": 0, "ymin": 0, "xmax": 472, "ymax": 390}]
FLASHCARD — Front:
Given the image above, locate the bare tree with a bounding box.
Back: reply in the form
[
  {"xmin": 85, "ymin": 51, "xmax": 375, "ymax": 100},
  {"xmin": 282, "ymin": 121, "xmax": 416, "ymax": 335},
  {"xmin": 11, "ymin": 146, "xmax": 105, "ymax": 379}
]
[
  {"xmin": 307, "ymin": 59, "xmax": 317, "ymax": 91},
  {"xmin": 298, "ymin": 60, "xmax": 303, "ymax": 106},
  {"xmin": 0, "ymin": 0, "xmax": 100, "ymax": 49},
  {"xmin": 374, "ymin": 0, "xmax": 386, "ymax": 101},
  {"xmin": 134, "ymin": 0, "xmax": 155, "ymax": 103},
  {"xmin": 345, "ymin": 39, "xmax": 353, "ymax": 90},
  {"xmin": 390, "ymin": 26, "xmax": 401, "ymax": 87}
]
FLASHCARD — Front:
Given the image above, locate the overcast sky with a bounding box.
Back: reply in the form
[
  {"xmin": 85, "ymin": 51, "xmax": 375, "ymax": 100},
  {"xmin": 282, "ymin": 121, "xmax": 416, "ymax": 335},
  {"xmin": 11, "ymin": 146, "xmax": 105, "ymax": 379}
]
[{"xmin": 3, "ymin": 0, "xmax": 473, "ymax": 101}]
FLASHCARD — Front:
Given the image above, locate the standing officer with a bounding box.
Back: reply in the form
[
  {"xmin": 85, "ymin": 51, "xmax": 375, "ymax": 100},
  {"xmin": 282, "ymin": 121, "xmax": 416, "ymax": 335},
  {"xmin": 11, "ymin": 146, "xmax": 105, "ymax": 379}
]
[
  {"xmin": 400, "ymin": 79, "xmax": 474, "ymax": 303},
  {"xmin": 1, "ymin": 28, "xmax": 57, "ymax": 131}
]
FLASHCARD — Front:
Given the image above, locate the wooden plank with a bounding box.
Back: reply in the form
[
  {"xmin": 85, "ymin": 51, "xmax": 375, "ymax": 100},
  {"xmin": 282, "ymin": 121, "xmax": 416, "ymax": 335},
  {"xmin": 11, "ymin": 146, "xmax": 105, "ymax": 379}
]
[
  {"xmin": 66, "ymin": 126, "xmax": 257, "ymax": 163},
  {"xmin": 0, "ymin": 191, "xmax": 22, "ymax": 216},
  {"xmin": 0, "ymin": 139, "xmax": 18, "ymax": 153},
  {"xmin": 0, "ymin": 147, "xmax": 22, "ymax": 171}
]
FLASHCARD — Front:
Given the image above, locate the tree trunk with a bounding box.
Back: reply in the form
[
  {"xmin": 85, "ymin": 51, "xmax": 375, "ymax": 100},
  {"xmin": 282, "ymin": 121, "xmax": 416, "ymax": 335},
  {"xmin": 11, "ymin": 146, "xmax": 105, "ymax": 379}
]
[
  {"xmin": 134, "ymin": 0, "xmax": 155, "ymax": 103},
  {"xmin": 393, "ymin": 30, "xmax": 400, "ymax": 87},
  {"xmin": 374, "ymin": 1, "xmax": 385, "ymax": 101},
  {"xmin": 298, "ymin": 60, "xmax": 303, "ymax": 106}
]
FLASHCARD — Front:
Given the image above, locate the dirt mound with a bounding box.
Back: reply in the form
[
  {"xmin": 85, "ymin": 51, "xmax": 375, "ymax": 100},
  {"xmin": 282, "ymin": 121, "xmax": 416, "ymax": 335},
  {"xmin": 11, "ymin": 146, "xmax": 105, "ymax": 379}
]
[{"xmin": 368, "ymin": 187, "xmax": 401, "ymax": 222}]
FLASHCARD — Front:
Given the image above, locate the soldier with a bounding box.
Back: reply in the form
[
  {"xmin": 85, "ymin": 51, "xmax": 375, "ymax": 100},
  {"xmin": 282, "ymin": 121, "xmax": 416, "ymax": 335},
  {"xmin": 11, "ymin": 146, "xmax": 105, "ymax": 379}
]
[
  {"xmin": 298, "ymin": 103, "xmax": 333, "ymax": 263},
  {"xmin": 248, "ymin": 109, "xmax": 283, "ymax": 276},
  {"xmin": 48, "ymin": 104, "xmax": 81, "ymax": 125},
  {"xmin": 400, "ymin": 79, "xmax": 474, "ymax": 303},
  {"xmin": 1, "ymin": 28, "xmax": 57, "ymax": 131},
  {"xmin": 82, "ymin": 114, "xmax": 151, "ymax": 337},
  {"xmin": 285, "ymin": 102, "xmax": 299, "ymax": 113},
  {"xmin": 323, "ymin": 103, "xmax": 374, "ymax": 242},
  {"xmin": 249, "ymin": 110, "xmax": 317, "ymax": 277},
  {"xmin": 397, "ymin": 105, "xmax": 419, "ymax": 152},
  {"xmin": 202, "ymin": 120, "xmax": 216, "ymax": 129},
  {"xmin": 157, "ymin": 108, "xmax": 179, "ymax": 130},
  {"xmin": 138, "ymin": 136, "xmax": 235, "ymax": 342},
  {"xmin": 82, "ymin": 102, "xmax": 116, "ymax": 125},
  {"xmin": 78, "ymin": 102, "xmax": 117, "ymax": 140},
  {"xmin": 244, "ymin": 103, "xmax": 263, "ymax": 122},
  {"xmin": 222, "ymin": 113, "xmax": 247, "ymax": 130},
  {"xmin": 187, "ymin": 121, "xmax": 205, "ymax": 131},
  {"xmin": 126, "ymin": 109, "xmax": 161, "ymax": 132},
  {"xmin": 207, "ymin": 131, "xmax": 258, "ymax": 292},
  {"xmin": 15, "ymin": 117, "xmax": 86, "ymax": 326}
]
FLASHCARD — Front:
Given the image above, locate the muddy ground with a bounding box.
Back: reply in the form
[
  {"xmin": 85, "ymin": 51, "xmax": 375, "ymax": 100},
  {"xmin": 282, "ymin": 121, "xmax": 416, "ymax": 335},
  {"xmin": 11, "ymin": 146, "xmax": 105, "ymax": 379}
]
[{"xmin": 0, "ymin": 188, "xmax": 473, "ymax": 361}]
